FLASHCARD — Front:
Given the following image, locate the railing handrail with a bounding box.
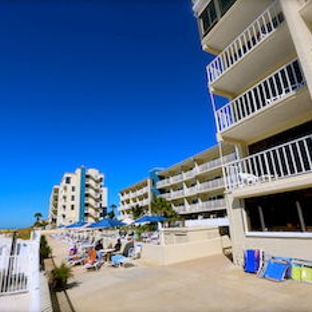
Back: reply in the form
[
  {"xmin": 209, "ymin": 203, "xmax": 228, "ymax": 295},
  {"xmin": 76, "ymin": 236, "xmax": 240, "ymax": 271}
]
[
  {"xmin": 225, "ymin": 134, "xmax": 312, "ymax": 190},
  {"xmin": 216, "ymin": 58, "xmax": 305, "ymax": 132},
  {"xmin": 207, "ymin": 1, "xmax": 282, "ymax": 84}
]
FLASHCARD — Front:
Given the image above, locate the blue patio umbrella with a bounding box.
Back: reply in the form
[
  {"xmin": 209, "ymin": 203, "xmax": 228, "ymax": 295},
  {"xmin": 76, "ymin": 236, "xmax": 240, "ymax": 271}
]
[
  {"xmin": 134, "ymin": 215, "xmax": 167, "ymax": 224},
  {"xmin": 66, "ymin": 221, "xmax": 87, "ymax": 229},
  {"xmin": 87, "ymin": 218, "xmax": 126, "ymax": 229},
  {"xmin": 56, "ymin": 225, "xmax": 65, "ymax": 229}
]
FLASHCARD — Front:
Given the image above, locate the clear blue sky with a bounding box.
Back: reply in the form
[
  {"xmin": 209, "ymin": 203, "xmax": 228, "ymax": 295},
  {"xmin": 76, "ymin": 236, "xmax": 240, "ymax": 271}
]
[{"xmin": 0, "ymin": 0, "xmax": 216, "ymax": 229}]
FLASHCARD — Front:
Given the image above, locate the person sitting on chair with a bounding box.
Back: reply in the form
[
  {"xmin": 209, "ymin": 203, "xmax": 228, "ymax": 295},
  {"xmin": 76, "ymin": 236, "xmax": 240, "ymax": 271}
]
[
  {"xmin": 114, "ymin": 238, "xmax": 122, "ymax": 252},
  {"xmin": 122, "ymin": 237, "xmax": 134, "ymax": 257}
]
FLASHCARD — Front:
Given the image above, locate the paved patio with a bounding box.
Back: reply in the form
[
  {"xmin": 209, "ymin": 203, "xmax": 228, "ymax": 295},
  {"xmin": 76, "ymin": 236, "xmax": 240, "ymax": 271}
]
[{"xmin": 47, "ymin": 235, "xmax": 312, "ymax": 312}]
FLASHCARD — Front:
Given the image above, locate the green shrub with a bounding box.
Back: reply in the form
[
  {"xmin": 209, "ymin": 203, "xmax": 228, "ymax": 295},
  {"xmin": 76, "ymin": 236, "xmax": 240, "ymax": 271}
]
[{"xmin": 49, "ymin": 262, "xmax": 73, "ymax": 291}]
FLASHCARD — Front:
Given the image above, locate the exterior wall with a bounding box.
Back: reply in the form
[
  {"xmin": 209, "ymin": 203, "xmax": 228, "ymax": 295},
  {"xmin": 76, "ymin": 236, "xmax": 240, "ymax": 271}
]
[
  {"xmin": 141, "ymin": 227, "xmax": 225, "ymax": 265},
  {"xmin": 227, "ymin": 194, "xmax": 312, "ymax": 265}
]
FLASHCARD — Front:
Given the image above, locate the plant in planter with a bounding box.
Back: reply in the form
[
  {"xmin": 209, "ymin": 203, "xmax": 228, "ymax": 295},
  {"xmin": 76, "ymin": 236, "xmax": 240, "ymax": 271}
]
[{"xmin": 50, "ymin": 262, "xmax": 73, "ymax": 292}]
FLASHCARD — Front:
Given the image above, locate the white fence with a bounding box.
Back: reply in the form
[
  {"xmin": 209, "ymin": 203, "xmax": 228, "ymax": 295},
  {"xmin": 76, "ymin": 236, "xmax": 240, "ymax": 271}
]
[{"xmin": 0, "ymin": 231, "xmax": 40, "ymax": 298}]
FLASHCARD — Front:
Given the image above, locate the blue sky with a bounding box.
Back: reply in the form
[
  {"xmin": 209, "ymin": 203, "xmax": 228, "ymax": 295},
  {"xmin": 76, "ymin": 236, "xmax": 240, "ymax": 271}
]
[{"xmin": 0, "ymin": 0, "xmax": 216, "ymax": 229}]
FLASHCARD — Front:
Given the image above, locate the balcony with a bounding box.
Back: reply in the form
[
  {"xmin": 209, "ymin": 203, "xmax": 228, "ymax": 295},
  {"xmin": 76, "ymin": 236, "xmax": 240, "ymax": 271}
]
[
  {"xmin": 198, "ymin": 178, "xmax": 225, "ymax": 193},
  {"xmin": 299, "ymin": 0, "xmax": 312, "ymax": 25},
  {"xmin": 175, "ymin": 198, "xmax": 226, "ymax": 214},
  {"xmin": 216, "ymin": 59, "xmax": 309, "ymax": 142},
  {"xmin": 166, "ymin": 178, "xmax": 225, "ymax": 200},
  {"xmin": 196, "ymin": 0, "xmax": 272, "ymax": 53},
  {"xmin": 224, "ymin": 135, "xmax": 312, "ymax": 194},
  {"xmin": 207, "ymin": 1, "xmax": 295, "ymax": 95},
  {"xmin": 157, "ymin": 177, "xmax": 171, "ymax": 188}
]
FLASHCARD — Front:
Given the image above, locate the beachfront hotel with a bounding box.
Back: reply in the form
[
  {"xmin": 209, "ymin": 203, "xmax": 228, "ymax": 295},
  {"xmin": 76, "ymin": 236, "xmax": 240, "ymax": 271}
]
[
  {"xmin": 156, "ymin": 144, "xmax": 235, "ymax": 225},
  {"xmin": 48, "ymin": 166, "xmax": 108, "ymax": 226},
  {"xmin": 118, "ymin": 169, "xmax": 162, "ymax": 220},
  {"xmin": 118, "ymin": 145, "xmax": 236, "ymax": 226},
  {"xmin": 192, "ymin": 0, "xmax": 312, "ymax": 263}
]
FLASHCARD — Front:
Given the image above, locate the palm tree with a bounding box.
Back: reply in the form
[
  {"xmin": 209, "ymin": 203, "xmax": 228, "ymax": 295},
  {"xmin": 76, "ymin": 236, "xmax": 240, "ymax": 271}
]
[
  {"xmin": 131, "ymin": 205, "xmax": 147, "ymax": 219},
  {"xmin": 151, "ymin": 196, "xmax": 178, "ymax": 221},
  {"xmin": 108, "ymin": 204, "xmax": 117, "ymax": 219},
  {"xmin": 34, "ymin": 212, "xmax": 42, "ymax": 223}
]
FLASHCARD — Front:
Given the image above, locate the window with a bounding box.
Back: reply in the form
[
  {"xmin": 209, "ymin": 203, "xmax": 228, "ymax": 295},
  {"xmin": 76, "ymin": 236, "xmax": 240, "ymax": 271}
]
[
  {"xmin": 72, "ymin": 186, "xmax": 75, "ymax": 192},
  {"xmin": 71, "ymin": 205, "xmax": 75, "ymax": 210},
  {"xmin": 245, "ymin": 188, "xmax": 312, "ymax": 233},
  {"xmin": 219, "ymin": 0, "xmax": 236, "ymax": 16},
  {"xmin": 71, "ymin": 195, "xmax": 75, "ymax": 201},
  {"xmin": 199, "ymin": 1, "xmax": 217, "ymax": 36},
  {"xmin": 65, "ymin": 177, "xmax": 71, "ymax": 184},
  {"xmin": 199, "ymin": 0, "xmax": 237, "ymax": 37}
]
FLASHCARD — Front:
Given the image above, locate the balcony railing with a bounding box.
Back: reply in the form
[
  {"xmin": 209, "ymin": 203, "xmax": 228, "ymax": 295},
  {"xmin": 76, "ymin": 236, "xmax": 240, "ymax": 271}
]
[
  {"xmin": 224, "ymin": 135, "xmax": 312, "ymax": 190},
  {"xmin": 215, "ymin": 59, "xmax": 306, "ymax": 132},
  {"xmin": 156, "ymin": 153, "xmax": 236, "ymax": 188},
  {"xmin": 198, "ymin": 178, "xmax": 224, "ymax": 192},
  {"xmin": 175, "ymin": 198, "xmax": 226, "ymax": 214},
  {"xmin": 206, "ymin": 1, "xmax": 283, "ymax": 84}
]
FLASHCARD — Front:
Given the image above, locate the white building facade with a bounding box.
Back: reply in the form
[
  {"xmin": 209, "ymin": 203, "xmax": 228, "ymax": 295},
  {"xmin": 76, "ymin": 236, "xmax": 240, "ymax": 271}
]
[
  {"xmin": 192, "ymin": 0, "xmax": 312, "ymax": 264},
  {"xmin": 48, "ymin": 166, "xmax": 108, "ymax": 226}
]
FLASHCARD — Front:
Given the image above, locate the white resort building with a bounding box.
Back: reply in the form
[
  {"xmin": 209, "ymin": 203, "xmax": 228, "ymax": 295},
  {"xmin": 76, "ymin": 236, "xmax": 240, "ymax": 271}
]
[
  {"xmin": 156, "ymin": 145, "xmax": 235, "ymax": 226},
  {"xmin": 48, "ymin": 166, "xmax": 108, "ymax": 226},
  {"xmin": 192, "ymin": 0, "xmax": 312, "ymax": 263},
  {"xmin": 118, "ymin": 169, "xmax": 162, "ymax": 221},
  {"xmin": 118, "ymin": 146, "xmax": 236, "ymax": 227}
]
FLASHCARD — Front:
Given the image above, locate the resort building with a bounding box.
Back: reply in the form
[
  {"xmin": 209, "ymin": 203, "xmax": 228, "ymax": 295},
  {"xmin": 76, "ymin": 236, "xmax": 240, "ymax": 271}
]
[
  {"xmin": 118, "ymin": 146, "xmax": 236, "ymax": 226},
  {"xmin": 156, "ymin": 144, "xmax": 235, "ymax": 226},
  {"xmin": 118, "ymin": 169, "xmax": 162, "ymax": 220},
  {"xmin": 192, "ymin": 0, "xmax": 312, "ymax": 264},
  {"xmin": 48, "ymin": 166, "xmax": 108, "ymax": 226}
]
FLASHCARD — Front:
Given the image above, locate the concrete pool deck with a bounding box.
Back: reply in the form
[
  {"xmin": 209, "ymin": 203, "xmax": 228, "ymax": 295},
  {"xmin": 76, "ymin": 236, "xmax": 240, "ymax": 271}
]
[{"xmin": 47, "ymin": 235, "xmax": 312, "ymax": 312}]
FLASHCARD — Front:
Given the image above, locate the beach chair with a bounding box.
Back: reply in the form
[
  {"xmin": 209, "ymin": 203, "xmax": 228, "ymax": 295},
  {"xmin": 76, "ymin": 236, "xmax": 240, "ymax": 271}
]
[
  {"xmin": 83, "ymin": 249, "xmax": 103, "ymax": 271},
  {"xmin": 110, "ymin": 252, "xmax": 136, "ymax": 268}
]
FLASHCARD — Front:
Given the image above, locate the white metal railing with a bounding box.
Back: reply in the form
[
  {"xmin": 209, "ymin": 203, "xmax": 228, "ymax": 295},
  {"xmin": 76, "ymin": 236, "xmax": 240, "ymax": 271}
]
[
  {"xmin": 156, "ymin": 177, "xmax": 171, "ymax": 188},
  {"xmin": 171, "ymin": 189, "xmax": 185, "ymax": 199},
  {"xmin": 172, "ymin": 173, "xmax": 183, "ymax": 183},
  {"xmin": 184, "ymin": 169, "xmax": 195, "ymax": 179},
  {"xmin": 198, "ymin": 158, "xmax": 221, "ymax": 173},
  {"xmin": 160, "ymin": 192, "xmax": 171, "ymax": 200},
  {"xmin": 0, "ymin": 235, "xmax": 40, "ymax": 296},
  {"xmin": 201, "ymin": 198, "xmax": 226, "ymax": 210},
  {"xmin": 175, "ymin": 199, "xmax": 226, "ymax": 214},
  {"xmin": 216, "ymin": 59, "xmax": 306, "ymax": 132},
  {"xmin": 206, "ymin": 1, "xmax": 283, "ymax": 84},
  {"xmin": 198, "ymin": 178, "xmax": 224, "ymax": 192},
  {"xmin": 156, "ymin": 153, "xmax": 236, "ymax": 188},
  {"xmin": 224, "ymin": 135, "xmax": 312, "ymax": 190}
]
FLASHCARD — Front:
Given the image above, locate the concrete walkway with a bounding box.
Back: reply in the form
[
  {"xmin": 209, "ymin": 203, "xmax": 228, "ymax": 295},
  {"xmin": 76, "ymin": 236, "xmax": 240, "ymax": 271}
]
[{"xmin": 47, "ymin": 235, "xmax": 312, "ymax": 312}]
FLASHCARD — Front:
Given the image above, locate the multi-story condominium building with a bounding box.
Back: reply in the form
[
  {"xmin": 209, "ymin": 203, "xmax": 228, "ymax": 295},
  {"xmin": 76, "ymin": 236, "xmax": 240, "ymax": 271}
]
[
  {"xmin": 48, "ymin": 166, "xmax": 108, "ymax": 226},
  {"xmin": 192, "ymin": 0, "xmax": 312, "ymax": 264},
  {"xmin": 118, "ymin": 146, "xmax": 236, "ymax": 225},
  {"xmin": 156, "ymin": 145, "xmax": 235, "ymax": 224},
  {"xmin": 118, "ymin": 169, "xmax": 162, "ymax": 220}
]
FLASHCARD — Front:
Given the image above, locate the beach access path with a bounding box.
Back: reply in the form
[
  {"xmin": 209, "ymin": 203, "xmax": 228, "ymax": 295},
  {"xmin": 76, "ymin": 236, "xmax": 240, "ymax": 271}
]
[{"xmin": 47, "ymin": 235, "xmax": 312, "ymax": 312}]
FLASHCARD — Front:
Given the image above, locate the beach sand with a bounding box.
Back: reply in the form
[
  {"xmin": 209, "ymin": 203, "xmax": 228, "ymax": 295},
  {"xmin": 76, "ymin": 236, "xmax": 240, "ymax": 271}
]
[{"xmin": 47, "ymin": 235, "xmax": 312, "ymax": 312}]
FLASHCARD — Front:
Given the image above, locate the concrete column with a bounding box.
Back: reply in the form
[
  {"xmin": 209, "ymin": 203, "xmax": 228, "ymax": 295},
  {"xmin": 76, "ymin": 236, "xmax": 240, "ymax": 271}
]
[{"xmin": 280, "ymin": 0, "xmax": 312, "ymax": 100}]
